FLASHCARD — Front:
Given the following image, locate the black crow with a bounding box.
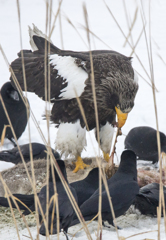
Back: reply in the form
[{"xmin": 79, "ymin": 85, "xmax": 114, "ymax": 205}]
[
  {"xmin": 0, "ymin": 82, "xmax": 29, "ymax": 146},
  {"xmin": 125, "ymin": 126, "xmax": 166, "ymax": 163},
  {"xmin": 10, "ymin": 24, "xmax": 138, "ymax": 172},
  {"xmin": 70, "ymin": 150, "xmax": 139, "ymax": 228},
  {"xmin": 0, "ymin": 142, "xmax": 60, "ymax": 164},
  {"xmin": 39, "ymin": 160, "xmax": 78, "ymax": 238},
  {"xmin": 0, "ymin": 193, "xmax": 35, "ymax": 211},
  {"xmin": 134, "ymin": 182, "xmax": 166, "ymax": 216},
  {"xmin": 0, "ymin": 166, "xmax": 98, "ymax": 216},
  {"xmin": 70, "ymin": 168, "xmax": 99, "ymax": 206}
]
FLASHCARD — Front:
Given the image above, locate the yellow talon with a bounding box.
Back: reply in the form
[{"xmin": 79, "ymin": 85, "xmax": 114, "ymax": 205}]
[
  {"xmin": 73, "ymin": 156, "xmax": 90, "ymax": 173},
  {"xmin": 103, "ymin": 152, "xmax": 110, "ymax": 162}
]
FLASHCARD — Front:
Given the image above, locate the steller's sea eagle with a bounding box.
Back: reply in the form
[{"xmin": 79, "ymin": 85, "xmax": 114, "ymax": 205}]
[{"xmin": 10, "ymin": 25, "xmax": 138, "ymax": 172}]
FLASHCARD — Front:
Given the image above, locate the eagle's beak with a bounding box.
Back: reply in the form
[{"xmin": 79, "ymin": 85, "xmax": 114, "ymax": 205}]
[{"xmin": 115, "ymin": 106, "xmax": 128, "ymax": 128}]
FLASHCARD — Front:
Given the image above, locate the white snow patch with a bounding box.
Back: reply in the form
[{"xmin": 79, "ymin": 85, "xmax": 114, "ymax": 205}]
[
  {"xmin": 1, "ymin": 0, "xmax": 166, "ymax": 239},
  {"xmin": 49, "ymin": 54, "xmax": 88, "ymax": 99},
  {"xmin": 0, "ymin": 161, "xmax": 15, "ymax": 172},
  {"xmin": 55, "ymin": 120, "xmax": 87, "ymax": 158},
  {"xmin": 134, "ymin": 69, "xmax": 139, "ymax": 83}
]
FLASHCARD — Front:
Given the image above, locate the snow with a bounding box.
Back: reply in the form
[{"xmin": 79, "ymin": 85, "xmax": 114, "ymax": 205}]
[{"xmin": 0, "ymin": 0, "xmax": 166, "ymax": 239}]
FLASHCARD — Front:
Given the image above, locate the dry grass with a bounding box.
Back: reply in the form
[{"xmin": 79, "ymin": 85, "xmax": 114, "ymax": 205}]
[{"xmin": 0, "ymin": 0, "xmax": 165, "ymax": 240}]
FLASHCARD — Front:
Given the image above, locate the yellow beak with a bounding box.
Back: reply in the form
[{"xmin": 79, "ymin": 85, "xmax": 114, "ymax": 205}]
[{"xmin": 115, "ymin": 107, "xmax": 128, "ymax": 128}]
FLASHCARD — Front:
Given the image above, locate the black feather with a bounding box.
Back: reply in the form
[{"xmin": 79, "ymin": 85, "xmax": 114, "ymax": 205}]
[
  {"xmin": 125, "ymin": 126, "xmax": 166, "ymax": 163},
  {"xmin": 70, "ymin": 150, "xmax": 139, "ymax": 227},
  {"xmin": 0, "ymin": 82, "xmax": 29, "ymax": 145},
  {"xmin": 0, "ymin": 142, "xmax": 60, "ymax": 164}
]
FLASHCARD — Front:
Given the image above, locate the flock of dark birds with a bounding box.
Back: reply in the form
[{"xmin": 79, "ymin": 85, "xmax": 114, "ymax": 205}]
[{"xmin": 0, "ymin": 25, "xmax": 166, "ymax": 238}]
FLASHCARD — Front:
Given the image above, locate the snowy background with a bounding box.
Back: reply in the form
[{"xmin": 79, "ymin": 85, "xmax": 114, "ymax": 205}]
[{"xmin": 0, "ymin": 0, "xmax": 166, "ymax": 239}]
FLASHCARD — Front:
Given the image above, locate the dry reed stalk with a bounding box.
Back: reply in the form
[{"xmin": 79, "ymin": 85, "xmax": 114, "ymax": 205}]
[
  {"xmin": 65, "ymin": 15, "xmax": 88, "ymax": 47},
  {"xmin": 16, "ymin": 0, "xmax": 46, "ymax": 237},
  {"xmin": 129, "ymin": 27, "xmax": 144, "ymax": 57},
  {"xmin": 44, "ymin": 2, "xmax": 52, "ymax": 238},
  {"xmin": 0, "ymin": 125, "xmax": 10, "ymax": 146},
  {"xmin": 124, "ymin": 229, "xmax": 157, "ymax": 239},
  {"xmin": 148, "ymin": 6, "xmax": 162, "ymax": 240},
  {"xmin": 58, "ymin": 1, "xmax": 64, "ymax": 50},
  {"xmin": 0, "ymin": 174, "xmax": 33, "ymax": 240},
  {"xmin": 140, "ymin": 1, "xmax": 162, "ymax": 239},
  {"xmin": 122, "ymin": 1, "xmax": 145, "ymax": 57},
  {"xmin": 79, "ymin": 24, "xmax": 112, "ymax": 50},
  {"xmin": 103, "ymin": 0, "xmax": 158, "ymax": 92},
  {"xmin": 49, "ymin": 0, "xmax": 63, "ymax": 38},
  {"xmin": 135, "ymin": 70, "xmax": 154, "ymax": 89},
  {"xmin": 156, "ymin": 53, "xmax": 166, "ymax": 66},
  {"xmin": 123, "ymin": 4, "xmax": 138, "ymax": 48},
  {"xmin": 82, "ymin": 4, "xmax": 102, "ymax": 238}
]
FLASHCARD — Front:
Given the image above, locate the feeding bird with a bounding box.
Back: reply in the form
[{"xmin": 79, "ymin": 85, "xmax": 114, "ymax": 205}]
[
  {"xmin": 0, "ymin": 193, "xmax": 35, "ymax": 212},
  {"xmin": 0, "ymin": 142, "xmax": 60, "ymax": 164},
  {"xmin": 0, "ymin": 82, "xmax": 29, "ymax": 146},
  {"xmin": 0, "ymin": 166, "xmax": 99, "ymax": 216},
  {"xmin": 38, "ymin": 160, "xmax": 77, "ymax": 238},
  {"xmin": 70, "ymin": 150, "xmax": 139, "ymax": 228},
  {"xmin": 10, "ymin": 24, "xmax": 138, "ymax": 172},
  {"xmin": 134, "ymin": 182, "xmax": 166, "ymax": 216},
  {"xmin": 125, "ymin": 126, "xmax": 166, "ymax": 163},
  {"xmin": 70, "ymin": 167, "xmax": 99, "ymax": 206}
]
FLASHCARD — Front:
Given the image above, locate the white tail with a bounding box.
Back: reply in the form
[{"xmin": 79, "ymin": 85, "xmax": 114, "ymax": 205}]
[{"xmin": 28, "ymin": 23, "xmax": 52, "ymax": 51}]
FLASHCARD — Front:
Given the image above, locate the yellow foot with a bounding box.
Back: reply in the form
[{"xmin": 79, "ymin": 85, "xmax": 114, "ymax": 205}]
[
  {"xmin": 73, "ymin": 156, "xmax": 90, "ymax": 173},
  {"xmin": 103, "ymin": 152, "xmax": 110, "ymax": 162}
]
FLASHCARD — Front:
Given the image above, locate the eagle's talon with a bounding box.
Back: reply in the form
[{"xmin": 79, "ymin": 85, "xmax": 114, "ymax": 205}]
[
  {"xmin": 103, "ymin": 152, "xmax": 110, "ymax": 162},
  {"xmin": 73, "ymin": 156, "xmax": 90, "ymax": 173}
]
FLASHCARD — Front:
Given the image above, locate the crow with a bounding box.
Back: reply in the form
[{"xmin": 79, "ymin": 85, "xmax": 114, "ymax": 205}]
[
  {"xmin": 0, "ymin": 82, "xmax": 29, "ymax": 146},
  {"xmin": 134, "ymin": 182, "xmax": 166, "ymax": 216},
  {"xmin": 0, "ymin": 142, "xmax": 60, "ymax": 164},
  {"xmin": 39, "ymin": 160, "xmax": 77, "ymax": 238},
  {"xmin": 0, "ymin": 193, "xmax": 35, "ymax": 211},
  {"xmin": 70, "ymin": 150, "xmax": 139, "ymax": 228},
  {"xmin": 0, "ymin": 163, "xmax": 97, "ymax": 216},
  {"xmin": 70, "ymin": 168, "xmax": 99, "ymax": 207},
  {"xmin": 125, "ymin": 126, "xmax": 166, "ymax": 163}
]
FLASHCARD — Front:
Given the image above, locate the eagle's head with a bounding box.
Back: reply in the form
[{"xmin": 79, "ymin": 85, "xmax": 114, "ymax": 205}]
[{"xmin": 103, "ymin": 73, "xmax": 138, "ymax": 128}]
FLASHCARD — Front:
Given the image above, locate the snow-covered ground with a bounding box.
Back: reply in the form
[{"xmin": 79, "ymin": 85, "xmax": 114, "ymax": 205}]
[{"xmin": 0, "ymin": 0, "xmax": 166, "ymax": 239}]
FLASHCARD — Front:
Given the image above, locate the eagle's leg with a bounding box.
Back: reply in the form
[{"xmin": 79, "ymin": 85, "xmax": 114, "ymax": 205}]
[
  {"xmin": 103, "ymin": 151, "xmax": 110, "ymax": 162},
  {"xmin": 73, "ymin": 156, "xmax": 90, "ymax": 173}
]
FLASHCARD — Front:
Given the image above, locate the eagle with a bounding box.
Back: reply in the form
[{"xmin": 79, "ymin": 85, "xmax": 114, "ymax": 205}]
[{"xmin": 10, "ymin": 25, "xmax": 138, "ymax": 172}]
